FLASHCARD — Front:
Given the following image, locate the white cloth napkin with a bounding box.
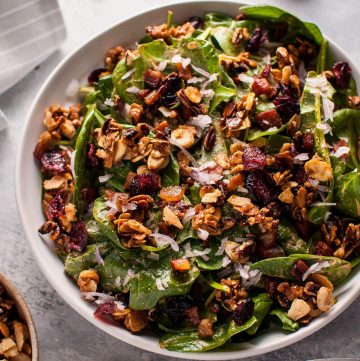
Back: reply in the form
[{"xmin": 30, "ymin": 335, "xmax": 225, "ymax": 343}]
[{"xmin": 0, "ymin": 0, "xmax": 67, "ymax": 129}]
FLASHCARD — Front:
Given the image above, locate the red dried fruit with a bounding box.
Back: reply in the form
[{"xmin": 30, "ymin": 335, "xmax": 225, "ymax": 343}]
[
  {"xmin": 94, "ymin": 301, "xmax": 117, "ymax": 323},
  {"xmin": 185, "ymin": 306, "xmax": 201, "ymax": 325},
  {"xmin": 258, "ymin": 231, "xmax": 278, "ymax": 249},
  {"xmin": 300, "ymin": 132, "xmax": 314, "ymax": 152},
  {"xmin": 47, "ymin": 192, "xmax": 65, "ymax": 220},
  {"xmin": 246, "ymin": 28, "xmax": 267, "ymax": 52},
  {"xmin": 233, "ymin": 299, "xmax": 255, "ymax": 325},
  {"xmin": 315, "ymin": 241, "xmax": 333, "ymax": 256},
  {"xmin": 81, "ymin": 187, "xmax": 98, "ymax": 205},
  {"xmin": 159, "ymin": 75, "xmax": 182, "ymax": 107},
  {"xmin": 264, "ymin": 276, "xmax": 278, "ymax": 299},
  {"xmin": 69, "ymin": 221, "xmax": 88, "ymax": 252},
  {"xmin": 254, "ymin": 109, "xmax": 282, "ymax": 130},
  {"xmin": 243, "ymin": 146, "xmax": 266, "ymax": 171},
  {"xmin": 332, "ymin": 62, "xmax": 351, "ymax": 89},
  {"xmin": 86, "ymin": 144, "xmax": 100, "ymax": 167},
  {"xmin": 251, "ymin": 77, "xmax": 273, "ymax": 96},
  {"xmin": 130, "ymin": 173, "xmax": 160, "ymax": 196},
  {"xmin": 166, "ymin": 296, "xmax": 193, "ymax": 324},
  {"xmin": 41, "ymin": 150, "xmax": 67, "ymax": 175},
  {"xmin": 88, "ymin": 67, "xmax": 107, "ymax": 85},
  {"xmin": 290, "ymin": 260, "xmax": 309, "ymax": 281},
  {"xmin": 144, "ymin": 69, "xmax": 162, "ymax": 89},
  {"xmin": 261, "ymin": 64, "xmax": 272, "ymax": 78},
  {"xmin": 246, "ymin": 171, "xmax": 277, "ymax": 205},
  {"xmin": 273, "ymin": 95, "xmax": 300, "ymax": 120}
]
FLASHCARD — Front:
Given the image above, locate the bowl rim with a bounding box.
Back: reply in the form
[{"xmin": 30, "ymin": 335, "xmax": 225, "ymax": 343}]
[
  {"xmin": 0, "ymin": 273, "xmax": 39, "ymax": 361},
  {"xmin": 15, "ymin": 1, "xmax": 360, "ymax": 360}
]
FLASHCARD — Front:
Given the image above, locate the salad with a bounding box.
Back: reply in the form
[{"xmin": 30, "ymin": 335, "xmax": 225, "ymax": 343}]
[{"xmin": 34, "ymin": 5, "xmax": 360, "ymax": 352}]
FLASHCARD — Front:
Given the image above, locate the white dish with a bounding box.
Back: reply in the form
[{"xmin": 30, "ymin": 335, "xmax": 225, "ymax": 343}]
[{"xmin": 15, "ymin": 2, "xmax": 360, "ymax": 359}]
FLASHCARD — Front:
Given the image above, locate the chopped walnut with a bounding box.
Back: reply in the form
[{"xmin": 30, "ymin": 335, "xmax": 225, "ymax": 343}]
[
  {"xmin": 147, "ymin": 138, "xmax": 170, "ymax": 170},
  {"xmin": 220, "ymin": 52, "xmax": 257, "ymax": 73},
  {"xmin": 114, "ymin": 216, "xmax": 152, "ymax": 247},
  {"xmin": 104, "ymin": 45, "xmax": 126, "ymax": 71},
  {"xmin": 215, "ymin": 278, "xmax": 248, "ymax": 304},
  {"xmin": 184, "ymin": 86, "xmax": 202, "ymax": 104},
  {"xmin": 304, "ymin": 155, "xmax": 332, "ymax": 181},
  {"xmin": 224, "ymin": 240, "xmax": 255, "ymax": 263},
  {"xmin": 129, "ymin": 103, "xmax": 144, "ymax": 123},
  {"xmin": 171, "ymin": 125, "xmax": 197, "ymax": 149},
  {"xmin": 232, "ymin": 27, "xmax": 251, "ymax": 46},
  {"xmin": 192, "ymin": 205, "xmax": 222, "ymax": 235},
  {"xmin": 124, "ymin": 310, "xmax": 148, "ymax": 333},
  {"xmin": 197, "ymin": 319, "xmax": 214, "ymax": 339},
  {"xmin": 146, "ymin": 22, "xmax": 195, "ymax": 41},
  {"xmin": 201, "ymin": 188, "xmax": 222, "ymax": 204},
  {"xmin": 77, "ymin": 270, "xmax": 99, "ymax": 292},
  {"xmin": 348, "ymin": 95, "xmax": 360, "ymax": 109}
]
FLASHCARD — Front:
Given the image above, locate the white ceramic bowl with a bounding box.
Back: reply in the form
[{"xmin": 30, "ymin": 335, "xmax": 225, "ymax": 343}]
[{"xmin": 15, "ymin": 2, "xmax": 360, "ymax": 359}]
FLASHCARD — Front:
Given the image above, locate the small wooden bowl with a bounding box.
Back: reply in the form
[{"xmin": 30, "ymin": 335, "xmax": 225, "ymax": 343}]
[{"xmin": 0, "ymin": 273, "xmax": 38, "ymax": 361}]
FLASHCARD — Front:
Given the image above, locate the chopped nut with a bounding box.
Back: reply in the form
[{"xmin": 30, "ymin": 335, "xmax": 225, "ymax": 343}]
[
  {"xmin": 129, "ymin": 103, "xmax": 144, "ymax": 123},
  {"xmin": 184, "ymin": 86, "xmax": 202, "ymax": 104},
  {"xmin": 13, "ymin": 321, "xmax": 26, "ymax": 352},
  {"xmin": 0, "ymin": 321, "xmax": 9, "ymax": 337},
  {"xmin": 124, "ymin": 310, "xmax": 148, "ymax": 333},
  {"xmin": 287, "ymin": 299, "xmax": 311, "ymax": 321},
  {"xmin": 278, "ymin": 187, "xmax": 294, "ymax": 204},
  {"xmin": 224, "ymin": 240, "xmax": 255, "ymax": 263},
  {"xmin": 197, "ymin": 319, "xmax": 214, "ymax": 339},
  {"xmin": 170, "ymin": 258, "xmax": 191, "ymax": 271},
  {"xmin": 227, "ymin": 195, "xmax": 251, "ymax": 207},
  {"xmin": 310, "ymin": 274, "xmax": 334, "ymax": 292},
  {"xmin": 163, "ymin": 206, "xmax": 183, "ymax": 229},
  {"xmin": 201, "ymin": 189, "xmax": 222, "ymax": 204},
  {"xmin": 171, "ymin": 125, "xmax": 197, "ymax": 149},
  {"xmin": 77, "ymin": 270, "xmax": 99, "ymax": 292},
  {"xmin": 316, "ymin": 287, "xmax": 334, "ymax": 312},
  {"xmin": 304, "ymin": 155, "xmax": 332, "ymax": 181},
  {"xmin": 0, "ymin": 338, "xmax": 18, "ymax": 358}
]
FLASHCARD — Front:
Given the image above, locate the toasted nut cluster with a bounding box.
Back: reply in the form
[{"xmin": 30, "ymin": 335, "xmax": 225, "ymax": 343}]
[
  {"xmin": 197, "ymin": 319, "xmax": 214, "ymax": 339},
  {"xmin": 304, "ymin": 155, "xmax": 333, "ymax": 181},
  {"xmin": 0, "ymin": 284, "xmax": 32, "ymax": 360},
  {"xmin": 147, "ymin": 138, "xmax": 170, "ymax": 170},
  {"xmin": 77, "ymin": 270, "xmax": 99, "ymax": 292},
  {"xmin": 129, "ymin": 103, "xmax": 144, "ymax": 123},
  {"xmin": 276, "ymin": 276, "xmax": 335, "ymax": 323},
  {"xmin": 215, "ymin": 278, "xmax": 248, "ymax": 308},
  {"xmin": 232, "ymin": 27, "xmax": 251, "ymax": 46},
  {"xmin": 171, "ymin": 125, "xmax": 197, "ymax": 149},
  {"xmin": 224, "ymin": 240, "xmax": 255, "ymax": 263},
  {"xmin": 229, "ymin": 142, "xmax": 245, "ymax": 174},
  {"xmin": 348, "ymin": 95, "xmax": 360, "ymax": 109},
  {"xmin": 114, "ymin": 215, "xmax": 152, "ymax": 247},
  {"xmin": 104, "ymin": 45, "xmax": 126, "ymax": 71},
  {"xmin": 146, "ymin": 22, "xmax": 195, "ymax": 41},
  {"xmin": 220, "ymin": 52, "xmax": 257, "ymax": 73},
  {"xmin": 192, "ymin": 205, "xmax": 222, "ymax": 235}
]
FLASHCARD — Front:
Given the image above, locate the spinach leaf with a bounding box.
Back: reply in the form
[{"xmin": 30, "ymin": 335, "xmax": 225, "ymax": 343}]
[
  {"xmin": 160, "ymin": 293, "xmax": 270, "ymax": 352},
  {"xmin": 334, "ymin": 170, "xmax": 360, "ymax": 218},
  {"xmin": 265, "ymin": 134, "xmax": 292, "ymax": 154},
  {"xmin": 247, "ymin": 122, "xmax": 288, "ymax": 141},
  {"xmin": 73, "ymin": 105, "xmax": 105, "ymax": 214},
  {"xmin": 160, "ymin": 152, "xmax": 180, "ymax": 187},
  {"xmin": 189, "ymin": 183, "xmax": 201, "ymax": 204},
  {"xmin": 96, "ymin": 74, "xmax": 113, "ymax": 99},
  {"xmin": 351, "ymin": 257, "xmax": 360, "ymax": 268},
  {"xmin": 193, "ymin": 240, "xmax": 224, "ymax": 270},
  {"xmin": 204, "ymin": 12, "xmax": 234, "ymax": 28},
  {"xmin": 278, "ymin": 222, "xmax": 309, "ymax": 254},
  {"xmin": 240, "ymin": 5, "xmax": 323, "ymax": 45},
  {"xmin": 332, "ymin": 109, "xmax": 360, "ymax": 170},
  {"xmin": 64, "ymin": 243, "xmax": 111, "ymax": 279},
  {"xmin": 177, "ymin": 222, "xmax": 197, "ymax": 244},
  {"xmin": 246, "ymin": 293, "xmax": 272, "ymax": 335},
  {"xmin": 269, "ymin": 309, "xmax": 299, "ymax": 332},
  {"xmin": 250, "ymin": 254, "xmax": 351, "ymax": 285},
  {"xmin": 106, "ymin": 161, "xmax": 133, "ymax": 192},
  {"xmin": 86, "ymin": 219, "xmax": 108, "ymax": 244},
  {"xmin": 316, "ymin": 40, "xmax": 330, "ymax": 73},
  {"xmin": 93, "ymin": 197, "xmax": 129, "ymax": 251}
]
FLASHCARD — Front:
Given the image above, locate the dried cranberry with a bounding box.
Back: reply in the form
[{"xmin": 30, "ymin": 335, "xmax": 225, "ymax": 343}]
[
  {"xmin": 290, "ymin": 260, "xmax": 309, "ymax": 281},
  {"xmin": 315, "ymin": 241, "xmax": 333, "ymax": 256},
  {"xmin": 266, "ymin": 202, "xmax": 285, "ymax": 219},
  {"xmin": 188, "ymin": 16, "xmax": 203, "ymax": 29},
  {"xmin": 258, "ymin": 231, "xmax": 278, "ymax": 249},
  {"xmin": 293, "ymin": 166, "xmax": 307, "ymax": 184},
  {"xmin": 48, "ymin": 192, "xmax": 65, "ymax": 220},
  {"xmin": 261, "ymin": 64, "xmax": 271, "ymax": 78},
  {"xmin": 69, "ymin": 221, "xmax": 88, "ymax": 252},
  {"xmin": 254, "ymin": 109, "xmax": 282, "ymax": 130},
  {"xmin": 144, "ymin": 69, "xmax": 162, "ymax": 89},
  {"xmin": 130, "ymin": 173, "xmax": 160, "ymax": 195},
  {"xmin": 252, "ymin": 77, "xmax": 273, "ymax": 96},
  {"xmin": 246, "ymin": 171, "xmax": 277, "ymax": 205},
  {"xmin": 88, "ymin": 67, "xmax": 107, "ymax": 85},
  {"xmin": 243, "ymin": 146, "xmax": 266, "ymax": 171},
  {"xmin": 246, "ymin": 28, "xmax": 267, "ymax": 52},
  {"xmin": 41, "ymin": 150, "xmax": 67, "ymax": 175},
  {"xmin": 264, "ymin": 276, "xmax": 278, "ymax": 299},
  {"xmin": 300, "ymin": 132, "xmax": 314, "ymax": 152},
  {"xmin": 332, "ymin": 62, "xmax": 351, "ymax": 89},
  {"xmin": 166, "ymin": 295, "xmax": 193, "ymax": 324},
  {"xmin": 86, "ymin": 144, "xmax": 100, "ymax": 167},
  {"xmin": 295, "ymin": 220, "xmax": 312, "ymax": 242},
  {"xmin": 233, "ymin": 299, "xmax": 254, "ymax": 325},
  {"xmin": 273, "ymin": 95, "xmax": 300, "ymax": 120},
  {"xmin": 94, "ymin": 301, "xmax": 117, "ymax": 324},
  {"xmin": 159, "ymin": 75, "xmax": 182, "ymax": 107}
]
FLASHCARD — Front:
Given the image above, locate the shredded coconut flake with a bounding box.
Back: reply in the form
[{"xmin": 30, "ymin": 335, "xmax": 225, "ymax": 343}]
[
  {"xmin": 151, "ymin": 233, "xmax": 179, "ymax": 252},
  {"xmin": 156, "ymin": 60, "xmax": 168, "ymax": 71},
  {"xmin": 121, "ymin": 68, "xmax": 135, "ymax": 80},
  {"xmin": 99, "ymin": 173, "xmax": 113, "ymax": 183},
  {"xmin": 234, "ymin": 263, "xmax": 262, "ymax": 287},
  {"xmin": 191, "ymin": 64, "xmax": 210, "ymax": 77},
  {"xmin": 126, "ymin": 86, "xmax": 140, "ymax": 94},
  {"xmin": 187, "ymin": 76, "xmax": 205, "ymax": 84},
  {"xmin": 81, "ymin": 292, "xmax": 114, "ymax": 301},
  {"xmin": 182, "ymin": 208, "xmax": 195, "ymax": 224},
  {"xmin": 222, "ymin": 256, "xmax": 232, "ymax": 267},
  {"xmin": 197, "ymin": 228, "xmax": 209, "ymax": 241},
  {"xmin": 238, "ymin": 73, "xmax": 254, "ymax": 84},
  {"xmin": 158, "ymin": 106, "xmax": 174, "ymax": 117},
  {"xmin": 123, "ymin": 269, "xmax": 135, "ymax": 286},
  {"xmin": 200, "ymin": 88, "xmax": 215, "ymax": 99},
  {"xmin": 147, "ymin": 252, "xmax": 160, "ymax": 261},
  {"xmin": 155, "ymin": 278, "xmax": 165, "ymax": 291},
  {"xmin": 114, "ymin": 276, "xmax": 121, "ymax": 287},
  {"xmin": 302, "ymin": 261, "xmax": 330, "ymax": 281},
  {"xmin": 332, "ymin": 146, "xmax": 350, "ymax": 158},
  {"xmin": 215, "ymin": 238, "xmax": 227, "ymax": 256},
  {"xmin": 70, "ymin": 150, "xmax": 76, "ymax": 180},
  {"xmin": 95, "ymin": 246, "xmax": 104, "ymax": 266},
  {"xmin": 187, "ymin": 114, "xmax": 212, "ymax": 129},
  {"xmin": 168, "ymin": 137, "xmax": 199, "ymax": 167},
  {"xmin": 294, "ymin": 153, "xmax": 309, "ymax": 164}
]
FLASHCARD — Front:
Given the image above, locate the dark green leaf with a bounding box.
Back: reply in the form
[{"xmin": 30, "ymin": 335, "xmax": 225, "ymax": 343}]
[
  {"xmin": 269, "ymin": 309, "xmax": 299, "ymax": 332},
  {"xmin": 247, "ymin": 122, "xmax": 288, "ymax": 141},
  {"xmin": 160, "ymin": 152, "xmax": 180, "ymax": 187},
  {"xmin": 265, "ymin": 134, "xmax": 292, "ymax": 154},
  {"xmin": 278, "ymin": 222, "xmax": 309, "ymax": 254}
]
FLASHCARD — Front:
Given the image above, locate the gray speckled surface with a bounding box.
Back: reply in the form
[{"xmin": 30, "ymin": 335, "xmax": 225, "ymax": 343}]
[{"xmin": 0, "ymin": 0, "xmax": 359, "ymax": 360}]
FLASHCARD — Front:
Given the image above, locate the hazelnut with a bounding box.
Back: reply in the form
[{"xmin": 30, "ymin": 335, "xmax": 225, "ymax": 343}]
[{"xmin": 287, "ymin": 299, "xmax": 310, "ymax": 321}]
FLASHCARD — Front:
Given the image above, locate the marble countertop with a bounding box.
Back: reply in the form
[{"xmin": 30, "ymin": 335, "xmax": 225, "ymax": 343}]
[{"xmin": 0, "ymin": 0, "xmax": 359, "ymax": 360}]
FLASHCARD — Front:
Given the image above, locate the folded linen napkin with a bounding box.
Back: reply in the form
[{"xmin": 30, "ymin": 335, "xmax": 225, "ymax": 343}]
[{"xmin": 0, "ymin": 0, "xmax": 67, "ymax": 129}]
